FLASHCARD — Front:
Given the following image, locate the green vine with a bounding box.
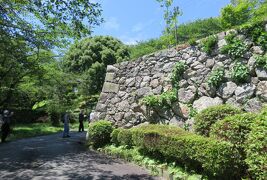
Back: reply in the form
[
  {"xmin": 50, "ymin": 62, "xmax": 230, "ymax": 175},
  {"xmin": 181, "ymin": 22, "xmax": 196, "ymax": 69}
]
[{"xmin": 171, "ymin": 62, "xmax": 186, "ymax": 89}]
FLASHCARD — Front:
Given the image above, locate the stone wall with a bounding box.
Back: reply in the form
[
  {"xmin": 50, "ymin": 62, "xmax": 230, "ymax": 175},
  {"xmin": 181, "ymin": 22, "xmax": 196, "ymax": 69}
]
[{"xmin": 93, "ymin": 26, "xmax": 267, "ymax": 129}]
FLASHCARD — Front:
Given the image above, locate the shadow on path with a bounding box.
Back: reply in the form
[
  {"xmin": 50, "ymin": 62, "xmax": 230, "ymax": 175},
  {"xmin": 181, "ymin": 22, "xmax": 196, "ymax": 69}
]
[{"xmin": 0, "ymin": 132, "xmax": 158, "ymax": 180}]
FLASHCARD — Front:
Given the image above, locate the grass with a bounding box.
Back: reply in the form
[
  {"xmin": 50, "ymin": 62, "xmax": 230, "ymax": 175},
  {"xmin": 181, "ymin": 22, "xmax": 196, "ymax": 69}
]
[
  {"xmin": 99, "ymin": 145, "xmax": 205, "ymax": 179},
  {"xmin": 7, "ymin": 121, "xmax": 88, "ymax": 141}
]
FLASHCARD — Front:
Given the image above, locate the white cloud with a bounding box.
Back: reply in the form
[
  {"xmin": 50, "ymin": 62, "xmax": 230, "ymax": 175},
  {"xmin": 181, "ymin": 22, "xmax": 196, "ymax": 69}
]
[
  {"xmin": 119, "ymin": 34, "xmax": 145, "ymax": 45},
  {"xmin": 103, "ymin": 17, "xmax": 120, "ymax": 30}
]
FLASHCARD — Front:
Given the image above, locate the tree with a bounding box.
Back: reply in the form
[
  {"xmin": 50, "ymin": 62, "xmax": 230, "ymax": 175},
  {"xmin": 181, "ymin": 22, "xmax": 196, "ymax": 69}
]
[
  {"xmin": 64, "ymin": 36, "xmax": 129, "ymax": 98},
  {"xmin": 0, "ymin": 0, "xmax": 103, "ymax": 110},
  {"xmin": 0, "ymin": 0, "xmax": 103, "ymax": 49},
  {"xmin": 156, "ymin": 0, "xmax": 182, "ymax": 46},
  {"xmin": 220, "ymin": 0, "xmax": 266, "ymax": 28},
  {"xmin": 64, "ymin": 36, "xmax": 129, "ymax": 73}
]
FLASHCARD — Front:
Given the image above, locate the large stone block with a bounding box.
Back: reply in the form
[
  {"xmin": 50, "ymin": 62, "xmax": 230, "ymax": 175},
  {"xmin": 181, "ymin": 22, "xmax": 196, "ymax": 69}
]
[
  {"xmin": 217, "ymin": 82, "xmax": 237, "ymax": 100},
  {"xmin": 256, "ymin": 81, "xmax": 267, "ymax": 102},
  {"xmin": 102, "ymin": 82, "xmax": 119, "ymax": 93},
  {"xmin": 105, "ymin": 73, "xmax": 115, "ymax": 82},
  {"xmin": 256, "ymin": 68, "xmax": 267, "ymax": 80},
  {"xmin": 235, "ymin": 84, "xmax": 256, "ymax": 103},
  {"xmin": 193, "ymin": 96, "xmax": 223, "ymax": 112},
  {"xmin": 178, "ymin": 86, "xmax": 197, "ymax": 104}
]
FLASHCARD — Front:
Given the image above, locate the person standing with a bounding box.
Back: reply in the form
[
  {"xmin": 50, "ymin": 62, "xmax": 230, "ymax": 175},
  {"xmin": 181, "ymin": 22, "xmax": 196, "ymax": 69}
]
[
  {"xmin": 62, "ymin": 112, "xmax": 70, "ymax": 138},
  {"xmin": 1, "ymin": 110, "xmax": 14, "ymax": 143},
  {"xmin": 78, "ymin": 110, "xmax": 84, "ymax": 132},
  {"xmin": 86, "ymin": 110, "xmax": 94, "ymax": 141}
]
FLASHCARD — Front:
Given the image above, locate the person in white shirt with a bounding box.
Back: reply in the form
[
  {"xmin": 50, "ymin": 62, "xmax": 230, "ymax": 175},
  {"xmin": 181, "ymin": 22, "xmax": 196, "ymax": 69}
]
[{"xmin": 86, "ymin": 110, "xmax": 95, "ymax": 140}]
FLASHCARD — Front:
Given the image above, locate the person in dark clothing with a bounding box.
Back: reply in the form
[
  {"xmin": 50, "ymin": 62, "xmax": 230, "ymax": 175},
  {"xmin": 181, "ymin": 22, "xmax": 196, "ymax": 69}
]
[
  {"xmin": 1, "ymin": 110, "xmax": 13, "ymax": 143},
  {"xmin": 78, "ymin": 110, "xmax": 84, "ymax": 132}
]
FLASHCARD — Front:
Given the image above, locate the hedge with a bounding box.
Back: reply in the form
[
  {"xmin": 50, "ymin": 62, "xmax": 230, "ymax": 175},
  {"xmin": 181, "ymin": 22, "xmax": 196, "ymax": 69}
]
[
  {"xmin": 129, "ymin": 125, "xmax": 241, "ymax": 178},
  {"xmin": 245, "ymin": 115, "xmax": 267, "ymax": 179},
  {"xmin": 117, "ymin": 128, "xmax": 133, "ymax": 148},
  {"xmin": 210, "ymin": 113, "xmax": 258, "ymax": 176},
  {"xmin": 194, "ymin": 104, "xmax": 242, "ymax": 136},
  {"xmin": 87, "ymin": 120, "xmax": 113, "ymax": 148}
]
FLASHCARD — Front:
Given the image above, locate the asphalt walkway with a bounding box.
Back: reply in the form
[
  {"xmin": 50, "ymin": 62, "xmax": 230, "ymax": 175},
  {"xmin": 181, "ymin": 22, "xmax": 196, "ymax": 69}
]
[{"xmin": 0, "ymin": 132, "xmax": 158, "ymax": 180}]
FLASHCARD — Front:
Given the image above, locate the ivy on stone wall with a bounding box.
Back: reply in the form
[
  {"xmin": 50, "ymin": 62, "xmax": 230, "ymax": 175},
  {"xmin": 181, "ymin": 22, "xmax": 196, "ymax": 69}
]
[
  {"xmin": 170, "ymin": 61, "xmax": 186, "ymax": 89},
  {"xmin": 231, "ymin": 62, "xmax": 249, "ymax": 83},
  {"xmin": 255, "ymin": 54, "xmax": 267, "ymax": 70},
  {"xmin": 200, "ymin": 35, "xmax": 218, "ymax": 55},
  {"xmin": 220, "ymin": 33, "xmax": 248, "ymax": 59},
  {"xmin": 140, "ymin": 89, "xmax": 177, "ymax": 109},
  {"xmin": 207, "ymin": 68, "xmax": 225, "ymax": 88}
]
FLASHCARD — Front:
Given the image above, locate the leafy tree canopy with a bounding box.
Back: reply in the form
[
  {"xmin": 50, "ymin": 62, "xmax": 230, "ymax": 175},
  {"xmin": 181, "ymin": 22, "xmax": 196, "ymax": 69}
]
[
  {"xmin": 64, "ymin": 36, "xmax": 130, "ymax": 73},
  {"xmin": 0, "ymin": 0, "xmax": 103, "ymax": 49}
]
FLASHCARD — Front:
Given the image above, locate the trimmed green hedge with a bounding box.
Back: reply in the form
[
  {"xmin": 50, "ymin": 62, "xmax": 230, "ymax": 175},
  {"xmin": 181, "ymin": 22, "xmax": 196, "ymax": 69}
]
[
  {"xmin": 128, "ymin": 125, "xmax": 240, "ymax": 178},
  {"xmin": 245, "ymin": 114, "xmax": 267, "ymax": 179},
  {"xmin": 194, "ymin": 105, "xmax": 242, "ymax": 136},
  {"xmin": 117, "ymin": 129, "xmax": 133, "ymax": 148},
  {"xmin": 210, "ymin": 113, "xmax": 258, "ymax": 175},
  {"xmin": 210, "ymin": 113, "xmax": 257, "ymax": 149},
  {"xmin": 111, "ymin": 128, "xmax": 121, "ymax": 146},
  {"xmin": 87, "ymin": 120, "xmax": 113, "ymax": 148}
]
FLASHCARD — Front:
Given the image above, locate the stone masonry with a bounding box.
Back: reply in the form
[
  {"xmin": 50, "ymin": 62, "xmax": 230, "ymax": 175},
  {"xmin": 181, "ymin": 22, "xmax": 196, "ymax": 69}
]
[{"xmin": 93, "ymin": 25, "xmax": 267, "ymax": 129}]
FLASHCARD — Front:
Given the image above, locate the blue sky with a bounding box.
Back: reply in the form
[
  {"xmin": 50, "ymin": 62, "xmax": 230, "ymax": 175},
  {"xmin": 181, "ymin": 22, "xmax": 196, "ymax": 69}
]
[{"xmin": 92, "ymin": 0, "xmax": 231, "ymax": 45}]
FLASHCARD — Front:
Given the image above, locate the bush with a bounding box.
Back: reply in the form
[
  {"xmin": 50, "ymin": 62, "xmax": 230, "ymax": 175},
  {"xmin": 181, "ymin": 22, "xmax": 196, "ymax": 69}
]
[
  {"xmin": 87, "ymin": 120, "xmax": 114, "ymax": 148},
  {"xmin": 243, "ymin": 21, "xmax": 267, "ymax": 51},
  {"xmin": 231, "ymin": 62, "xmax": 249, "ymax": 83},
  {"xmin": 200, "ymin": 35, "xmax": 218, "ymax": 55},
  {"xmin": 117, "ymin": 129, "xmax": 133, "ymax": 148},
  {"xmin": 111, "ymin": 128, "xmax": 121, "ymax": 146},
  {"xmin": 220, "ymin": 34, "xmax": 248, "ymax": 59},
  {"xmin": 210, "ymin": 113, "xmax": 258, "ymax": 175},
  {"xmin": 141, "ymin": 89, "xmax": 177, "ymax": 109},
  {"xmin": 210, "ymin": 113, "xmax": 257, "ymax": 149},
  {"xmin": 188, "ymin": 38, "xmax": 197, "ymax": 46},
  {"xmin": 245, "ymin": 115, "xmax": 267, "ymax": 179},
  {"xmin": 255, "ymin": 54, "xmax": 267, "ymax": 70},
  {"xmin": 194, "ymin": 105, "xmax": 242, "ymax": 136},
  {"xmin": 171, "ymin": 62, "xmax": 186, "ymax": 88},
  {"xmin": 131, "ymin": 124, "xmax": 241, "ymax": 178},
  {"xmin": 207, "ymin": 67, "xmax": 225, "ymax": 88}
]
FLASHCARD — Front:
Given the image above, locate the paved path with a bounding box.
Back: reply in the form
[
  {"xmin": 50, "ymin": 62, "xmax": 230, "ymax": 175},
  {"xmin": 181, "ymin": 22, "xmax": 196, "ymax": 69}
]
[{"xmin": 0, "ymin": 132, "xmax": 158, "ymax": 180}]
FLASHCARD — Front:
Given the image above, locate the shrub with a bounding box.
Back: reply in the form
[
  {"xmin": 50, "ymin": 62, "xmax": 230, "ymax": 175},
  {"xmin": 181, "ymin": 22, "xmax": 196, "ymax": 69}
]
[
  {"xmin": 111, "ymin": 128, "xmax": 121, "ymax": 146},
  {"xmin": 188, "ymin": 38, "xmax": 197, "ymax": 46},
  {"xmin": 231, "ymin": 62, "xmax": 249, "ymax": 83},
  {"xmin": 200, "ymin": 35, "xmax": 218, "ymax": 55},
  {"xmin": 194, "ymin": 105, "xmax": 242, "ymax": 136},
  {"xmin": 131, "ymin": 124, "xmax": 241, "ymax": 178},
  {"xmin": 220, "ymin": 34, "xmax": 248, "ymax": 59},
  {"xmin": 141, "ymin": 89, "xmax": 177, "ymax": 109},
  {"xmin": 210, "ymin": 113, "xmax": 258, "ymax": 175},
  {"xmin": 255, "ymin": 54, "xmax": 267, "ymax": 70},
  {"xmin": 171, "ymin": 62, "xmax": 186, "ymax": 88},
  {"xmin": 245, "ymin": 115, "xmax": 267, "ymax": 179},
  {"xmin": 210, "ymin": 113, "xmax": 257, "ymax": 149},
  {"xmin": 243, "ymin": 21, "xmax": 267, "ymax": 51},
  {"xmin": 117, "ymin": 129, "xmax": 133, "ymax": 148},
  {"xmin": 87, "ymin": 120, "xmax": 114, "ymax": 148},
  {"xmin": 207, "ymin": 67, "xmax": 225, "ymax": 88}
]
